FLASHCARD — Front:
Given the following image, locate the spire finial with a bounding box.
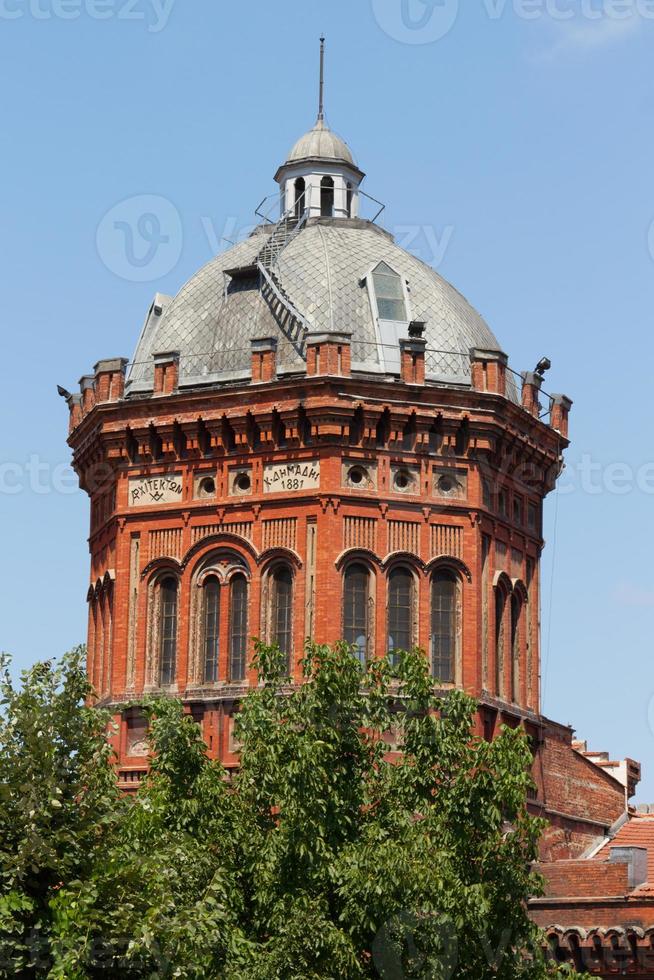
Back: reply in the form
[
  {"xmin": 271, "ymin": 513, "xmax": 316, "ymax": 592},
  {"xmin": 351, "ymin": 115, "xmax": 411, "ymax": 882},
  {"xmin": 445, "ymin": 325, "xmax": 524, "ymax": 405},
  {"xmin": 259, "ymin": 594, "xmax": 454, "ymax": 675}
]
[{"xmin": 318, "ymin": 36, "xmax": 325, "ymax": 123}]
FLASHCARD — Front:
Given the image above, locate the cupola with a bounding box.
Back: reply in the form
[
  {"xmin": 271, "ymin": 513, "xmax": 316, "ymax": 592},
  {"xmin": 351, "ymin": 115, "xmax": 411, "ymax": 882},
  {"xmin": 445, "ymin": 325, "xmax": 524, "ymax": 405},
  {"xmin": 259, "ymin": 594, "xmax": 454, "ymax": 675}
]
[{"xmin": 274, "ymin": 38, "xmax": 365, "ymax": 220}]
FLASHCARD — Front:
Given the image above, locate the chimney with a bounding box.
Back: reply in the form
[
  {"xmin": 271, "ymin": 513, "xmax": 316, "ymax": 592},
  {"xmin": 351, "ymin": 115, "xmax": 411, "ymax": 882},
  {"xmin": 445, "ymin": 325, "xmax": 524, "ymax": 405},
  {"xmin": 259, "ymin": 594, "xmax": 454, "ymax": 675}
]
[
  {"xmin": 551, "ymin": 394, "xmax": 573, "ymax": 438},
  {"xmin": 251, "ymin": 337, "xmax": 278, "ymax": 383},
  {"xmin": 153, "ymin": 351, "xmax": 180, "ymax": 395},
  {"xmin": 67, "ymin": 393, "xmax": 83, "ymax": 433},
  {"xmin": 399, "ymin": 336, "xmax": 426, "ymax": 385},
  {"xmin": 521, "ymin": 371, "xmax": 543, "ymax": 417},
  {"xmin": 79, "ymin": 375, "xmax": 96, "ymax": 414},
  {"xmin": 609, "ymin": 847, "xmax": 648, "ymax": 890},
  {"xmin": 306, "ymin": 332, "xmax": 352, "ymax": 377},
  {"xmin": 469, "ymin": 348, "xmax": 508, "ymax": 397},
  {"xmin": 94, "ymin": 357, "xmax": 129, "ymax": 403}
]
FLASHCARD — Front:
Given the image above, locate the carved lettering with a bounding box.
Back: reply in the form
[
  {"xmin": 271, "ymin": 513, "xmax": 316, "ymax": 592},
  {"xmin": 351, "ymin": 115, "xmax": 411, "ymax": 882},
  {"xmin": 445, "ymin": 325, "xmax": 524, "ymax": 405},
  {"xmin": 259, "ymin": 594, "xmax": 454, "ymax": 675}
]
[
  {"xmin": 263, "ymin": 460, "xmax": 320, "ymax": 494},
  {"xmin": 129, "ymin": 473, "xmax": 183, "ymax": 507}
]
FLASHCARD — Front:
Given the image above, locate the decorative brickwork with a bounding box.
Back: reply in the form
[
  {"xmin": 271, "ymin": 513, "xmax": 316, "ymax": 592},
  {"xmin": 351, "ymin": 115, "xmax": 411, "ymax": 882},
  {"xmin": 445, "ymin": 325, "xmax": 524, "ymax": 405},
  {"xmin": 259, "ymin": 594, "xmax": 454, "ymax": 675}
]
[
  {"xmin": 67, "ymin": 359, "xmax": 573, "ymax": 783},
  {"xmin": 387, "ymin": 519, "xmax": 420, "ymax": 556},
  {"xmin": 343, "ymin": 515, "xmax": 377, "ymax": 552},
  {"xmin": 262, "ymin": 517, "xmax": 297, "ymax": 552},
  {"xmin": 148, "ymin": 527, "xmax": 183, "ymax": 561},
  {"xmin": 430, "ymin": 523, "xmax": 463, "ymax": 560},
  {"xmin": 191, "ymin": 522, "xmax": 253, "ymax": 546}
]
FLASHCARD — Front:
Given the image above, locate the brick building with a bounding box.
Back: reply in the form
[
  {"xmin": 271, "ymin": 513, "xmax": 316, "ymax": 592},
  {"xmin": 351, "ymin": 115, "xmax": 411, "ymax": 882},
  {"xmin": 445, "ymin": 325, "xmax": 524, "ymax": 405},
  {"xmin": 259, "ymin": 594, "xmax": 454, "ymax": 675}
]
[
  {"xmin": 532, "ymin": 807, "xmax": 654, "ymax": 974},
  {"xmin": 61, "ymin": 51, "xmax": 650, "ymax": 975}
]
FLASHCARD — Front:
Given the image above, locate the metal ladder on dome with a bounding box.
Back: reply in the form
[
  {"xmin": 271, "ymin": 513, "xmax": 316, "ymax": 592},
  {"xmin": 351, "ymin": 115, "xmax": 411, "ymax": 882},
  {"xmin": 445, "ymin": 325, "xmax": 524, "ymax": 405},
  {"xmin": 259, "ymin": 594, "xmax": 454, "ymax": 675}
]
[{"xmin": 255, "ymin": 191, "xmax": 310, "ymax": 331}]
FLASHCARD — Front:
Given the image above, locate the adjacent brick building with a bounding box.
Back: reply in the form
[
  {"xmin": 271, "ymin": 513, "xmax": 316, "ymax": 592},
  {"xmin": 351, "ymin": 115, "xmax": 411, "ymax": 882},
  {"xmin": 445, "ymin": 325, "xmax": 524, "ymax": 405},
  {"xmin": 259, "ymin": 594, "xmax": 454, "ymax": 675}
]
[{"xmin": 61, "ymin": 65, "xmax": 648, "ymax": 974}]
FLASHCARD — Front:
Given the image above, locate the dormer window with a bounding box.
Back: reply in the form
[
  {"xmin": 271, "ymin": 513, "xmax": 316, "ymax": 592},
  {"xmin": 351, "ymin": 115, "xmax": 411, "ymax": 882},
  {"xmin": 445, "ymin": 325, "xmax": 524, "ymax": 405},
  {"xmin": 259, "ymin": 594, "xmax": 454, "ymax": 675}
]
[
  {"xmin": 364, "ymin": 261, "xmax": 410, "ymax": 374},
  {"xmin": 371, "ymin": 262, "xmax": 407, "ymax": 322}
]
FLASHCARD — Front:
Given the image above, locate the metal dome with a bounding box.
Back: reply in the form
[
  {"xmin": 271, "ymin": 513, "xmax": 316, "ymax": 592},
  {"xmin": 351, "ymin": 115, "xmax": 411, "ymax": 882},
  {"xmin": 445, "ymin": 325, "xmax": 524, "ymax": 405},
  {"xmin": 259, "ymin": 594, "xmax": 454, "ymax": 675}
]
[
  {"xmin": 285, "ymin": 118, "xmax": 356, "ymax": 167},
  {"xmin": 126, "ymin": 217, "xmax": 505, "ymax": 395}
]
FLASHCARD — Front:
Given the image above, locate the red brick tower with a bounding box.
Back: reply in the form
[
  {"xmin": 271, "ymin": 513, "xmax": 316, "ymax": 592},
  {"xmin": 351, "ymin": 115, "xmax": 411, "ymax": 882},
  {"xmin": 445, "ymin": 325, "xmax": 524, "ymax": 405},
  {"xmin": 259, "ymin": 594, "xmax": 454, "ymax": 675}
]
[
  {"xmin": 64, "ymin": 99, "xmax": 573, "ymax": 762},
  {"xmin": 61, "ymin": 56, "xmax": 652, "ymax": 971},
  {"xmin": 63, "ymin": 75, "xmax": 633, "ymax": 845},
  {"xmin": 65, "ymin": 121, "xmax": 572, "ymax": 754}
]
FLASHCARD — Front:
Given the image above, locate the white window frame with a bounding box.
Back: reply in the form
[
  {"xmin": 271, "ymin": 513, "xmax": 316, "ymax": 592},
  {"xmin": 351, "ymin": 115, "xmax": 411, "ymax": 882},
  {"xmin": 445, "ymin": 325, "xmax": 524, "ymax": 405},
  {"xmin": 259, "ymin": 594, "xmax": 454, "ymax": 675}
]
[{"xmin": 363, "ymin": 261, "xmax": 413, "ymax": 374}]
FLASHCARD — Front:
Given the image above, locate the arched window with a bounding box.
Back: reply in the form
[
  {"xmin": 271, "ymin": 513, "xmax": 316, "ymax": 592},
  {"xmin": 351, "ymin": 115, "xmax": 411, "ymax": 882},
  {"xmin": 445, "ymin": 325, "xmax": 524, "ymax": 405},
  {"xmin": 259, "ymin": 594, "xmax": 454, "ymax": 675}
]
[
  {"xmin": 320, "ymin": 175, "xmax": 334, "ymax": 217},
  {"xmin": 100, "ymin": 593, "xmax": 109, "ymax": 695},
  {"xmin": 95, "ymin": 596, "xmax": 104, "ymax": 694},
  {"xmin": 494, "ymin": 587, "xmax": 507, "ymax": 698},
  {"xmin": 510, "ymin": 593, "xmax": 521, "ymax": 703},
  {"xmin": 189, "ymin": 549, "xmax": 251, "ymax": 688},
  {"xmin": 159, "ymin": 577, "xmax": 178, "ymax": 686},
  {"xmin": 88, "ymin": 598, "xmax": 97, "ymax": 692},
  {"xmin": 431, "ymin": 570, "xmax": 457, "ymax": 683},
  {"xmin": 203, "ymin": 576, "xmax": 220, "ymax": 683},
  {"xmin": 388, "ymin": 567, "xmax": 413, "ymax": 666},
  {"xmin": 343, "ymin": 563, "xmax": 370, "ymax": 663},
  {"xmin": 346, "ymin": 181, "xmax": 353, "ymax": 217},
  {"xmin": 229, "ymin": 574, "xmax": 248, "ymax": 682},
  {"xmin": 103, "ymin": 585, "xmax": 114, "ymax": 696},
  {"xmin": 294, "ymin": 177, "xmax": 305, "ymax": 219},
  {"xmin": 271, "ymin": 566, "xmax": 293, "ymax": 665}
]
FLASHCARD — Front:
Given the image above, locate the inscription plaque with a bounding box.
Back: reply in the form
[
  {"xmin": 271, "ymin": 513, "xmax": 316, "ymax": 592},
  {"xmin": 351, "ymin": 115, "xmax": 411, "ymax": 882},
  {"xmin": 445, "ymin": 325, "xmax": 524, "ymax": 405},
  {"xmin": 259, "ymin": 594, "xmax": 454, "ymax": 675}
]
[
  {"xmin": 263, "ymin": 460, "xmax": 320, "ymax": 493},
  {"xmin": 129, "ymin": 474, "xmax": 183, "ymax": 507}
]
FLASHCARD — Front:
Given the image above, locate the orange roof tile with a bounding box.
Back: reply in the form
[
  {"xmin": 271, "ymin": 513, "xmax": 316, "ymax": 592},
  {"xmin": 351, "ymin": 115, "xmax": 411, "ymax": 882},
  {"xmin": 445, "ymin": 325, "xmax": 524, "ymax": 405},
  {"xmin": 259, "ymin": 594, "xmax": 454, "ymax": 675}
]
[{"xmin": 594, "ymin": 813, "xmax": 654, "ymax": 893}]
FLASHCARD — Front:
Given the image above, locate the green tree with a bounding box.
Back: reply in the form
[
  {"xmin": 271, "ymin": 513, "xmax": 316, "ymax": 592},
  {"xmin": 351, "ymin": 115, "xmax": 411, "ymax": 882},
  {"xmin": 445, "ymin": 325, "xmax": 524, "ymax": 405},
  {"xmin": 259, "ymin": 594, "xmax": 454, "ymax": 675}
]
[
  {"xmin": 1, "ymin": 644, "xmax": 586, "ymax": 979},
  {"xmin": 0, "ymin": 648, "xmax": 122, "ymax": 976}
]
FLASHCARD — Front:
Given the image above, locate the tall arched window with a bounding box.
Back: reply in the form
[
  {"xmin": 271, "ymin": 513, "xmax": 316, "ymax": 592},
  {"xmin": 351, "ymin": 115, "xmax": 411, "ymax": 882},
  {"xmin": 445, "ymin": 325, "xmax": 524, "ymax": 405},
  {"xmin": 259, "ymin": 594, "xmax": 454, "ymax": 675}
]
[
  {"xmin": 346, "ymin": 181, "xmax": 353, "ymax": 217},
  {"xmin": 388, "ymin": 568, "xmax": 413, "ymax": 666},
  {"xmin": 229, "ymin": 574, "xmax": 248, "ymax": 682},
  {"xmin": 100, "ymin": 594, "xmax": 109, "ymax": 695},
  {"xmin": 271, "ymin": 566, "xmax": 293, "ymax": 665},
  {"xmin": 88, "ymin": 597, "xmax": 97, "ymax": 692},
  {"xmin": 189, "ymin": 550, "xmax": 250, "ymax": 688},
  {"xmin": 159, "ymin": 577, "xmax": 178, "ymax": 686},
  {"xmin": 294, "ymin": 177, "xmax": 305, "ymax": 219},
  {"xmin": 103, "ymin": 585, "xmax": 114, "ymax": 696},
  {"xmin": 510, "ymin": 593, "xmax": 521, "ymax": 703},
  {"xmin": 93, "ymin": 593, "xmax": 102, "ymax": 697},
  {"xmin": 343, "ymin": 563, "xmax": 370, "ymax": 663},
  {"xmin": 495, "ymin": 587, "xmax": 507, "ymax": 698},
  {"xmin": 320, "ymin": 175, "xmax": 334, "ymax": 217},
  {"xmin": 431, "ymin": 570, "xmax": 457, "ymax": 683},
  {"xmin": 203, "ymin": 576, "xmax": 220, "ymax": 683}
]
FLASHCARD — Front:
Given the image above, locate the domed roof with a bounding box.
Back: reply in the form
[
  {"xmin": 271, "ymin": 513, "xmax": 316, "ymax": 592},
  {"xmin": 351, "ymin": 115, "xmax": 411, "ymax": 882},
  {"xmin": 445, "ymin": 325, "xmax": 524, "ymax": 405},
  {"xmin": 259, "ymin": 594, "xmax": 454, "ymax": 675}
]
[
  {"xmin": 285, "ymin": 117, "xmax": 356, "ymax": 167},
  {"xmin": 126, "ymin": 218, "xmax": 507, "ymax": 395}
]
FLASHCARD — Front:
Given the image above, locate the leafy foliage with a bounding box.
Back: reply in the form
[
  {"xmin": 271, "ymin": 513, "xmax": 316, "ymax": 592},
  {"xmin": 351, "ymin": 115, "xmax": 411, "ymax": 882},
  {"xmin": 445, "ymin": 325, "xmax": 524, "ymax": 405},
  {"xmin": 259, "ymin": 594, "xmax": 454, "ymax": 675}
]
[
  {"xmin": 0, "ymin": 648, "xmax": 121, "ymax": 976},
  {"xmin": 0, "ymin": 643, "xmax": 587, "ymax": 978}
]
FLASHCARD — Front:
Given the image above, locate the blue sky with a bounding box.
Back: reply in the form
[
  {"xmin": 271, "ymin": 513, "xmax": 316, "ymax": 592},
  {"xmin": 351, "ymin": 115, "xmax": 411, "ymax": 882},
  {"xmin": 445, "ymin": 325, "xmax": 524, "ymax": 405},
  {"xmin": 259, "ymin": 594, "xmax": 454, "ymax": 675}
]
[{"xmin": 1, "ymin": 0, "xmax": 653, "ymax": 796}]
